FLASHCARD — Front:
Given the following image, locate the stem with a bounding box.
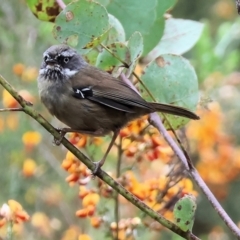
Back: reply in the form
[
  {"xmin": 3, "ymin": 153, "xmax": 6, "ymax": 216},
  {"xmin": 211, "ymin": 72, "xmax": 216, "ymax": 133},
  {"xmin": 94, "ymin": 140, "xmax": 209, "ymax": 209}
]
[
  {"xmin": 114, "ymin": 137, "xmax": 123, "ymax": 240},
  {"xmin": 56, "ymin": 0, "xmax": 66, "ymax": 9},
  {"xmin": 0, "ymin": 108, "xmax": 24, "ymax": 112},
  {"xmin": 120, "ymin": 73, "xmax": 240, "ymax": 238},
  {"xmin": 0, "ymin": 75, "xmax": 199, "ymax": 240},
  {"xmin": 236, "ymin": 0, "xmax": 240, "ymax": 14},
  {"xmin": 149, "ymin": 112, "xmax": 240, "ymax": 238},
  {"xmin": 6, "ymin": 221, "xmax": 13, "ymax": 240},
  {"xmin": 100, "ymin": 44, "xmax": 155, "ymax": 102}
]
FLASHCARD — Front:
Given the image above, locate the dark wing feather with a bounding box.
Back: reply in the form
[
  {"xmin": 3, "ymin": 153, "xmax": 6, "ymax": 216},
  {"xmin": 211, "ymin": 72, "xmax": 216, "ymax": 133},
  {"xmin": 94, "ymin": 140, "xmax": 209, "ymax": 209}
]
[
  {"xmin": 71, "ymin": 65, "xmax": 154, "ymax": 112},
  {"xmin": 87, "ymin": 96, "xmax": 135, "ymax": 113}
]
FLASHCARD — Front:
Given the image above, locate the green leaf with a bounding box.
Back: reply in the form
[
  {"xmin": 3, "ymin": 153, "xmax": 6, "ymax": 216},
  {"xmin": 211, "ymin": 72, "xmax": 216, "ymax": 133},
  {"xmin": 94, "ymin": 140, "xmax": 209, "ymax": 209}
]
[
  {"xmin": 142, "ymin": 0, "xmax": 177, "ymax": 55},
  {"xmin": 173, "ymin": 195, "xmax": 197, "ymax": 232},
  {"xmin": 106, "ymin": 0, "xmax": 177, "ymax": 55},
  {"xmin": 26, "ymin": 0, "xmax": 61, "ymax": 22},
  {"xmin": 53, "ymin": 0, "xmax": 109, "ymax": 52},
  {"xmin": 146, "ymin": 18, "xmax": 204, "ymax": 61},
  {"xmin": 84, "ymin": 49, "xmax": 100, "ymax": 65},
  {"xmin": 83, "ymin": 28, "xmax": 111, "ymax": 49},
  {"xmin": 141, "ymin": 54, "xmax": 199, "ymax": 129},
  {"xmin": 96, "ymin": 43, "xmax": 130, "ymax": 72},
  {"xmin": 127, "ymin": 32, "xmax": 143, "ymax": 76},
  {"xmin": 105, "ymin": 14, "xmax": 126, "ymax": 45}
]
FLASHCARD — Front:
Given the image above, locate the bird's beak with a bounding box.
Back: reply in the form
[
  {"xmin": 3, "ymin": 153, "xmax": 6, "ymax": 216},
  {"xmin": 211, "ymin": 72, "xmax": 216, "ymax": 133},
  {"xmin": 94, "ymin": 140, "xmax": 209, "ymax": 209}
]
[{"xmin": 46, "ymin": 58, "xmax": 57, "ymax": 65}]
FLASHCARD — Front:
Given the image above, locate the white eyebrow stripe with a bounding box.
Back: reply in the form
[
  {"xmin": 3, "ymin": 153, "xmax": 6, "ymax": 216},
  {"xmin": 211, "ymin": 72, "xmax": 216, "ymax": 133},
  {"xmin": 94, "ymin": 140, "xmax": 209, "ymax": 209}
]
[
  {"xmin": 43, "ymin": 52, "xmax": 50, "ymax": 58},
  {"xmin": 60, "ymin": 51, "xmax": 75, "ymax": 57}
]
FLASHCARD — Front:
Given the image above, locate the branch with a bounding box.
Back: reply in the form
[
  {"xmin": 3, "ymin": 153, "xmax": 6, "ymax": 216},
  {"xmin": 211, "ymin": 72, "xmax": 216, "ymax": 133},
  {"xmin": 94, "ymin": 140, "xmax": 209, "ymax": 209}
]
[
  {"xmin": 56, "ymin": 0, "xmax": 66, "ymax": 9},
  {"xmin": 236, "ymin": 0, "xmax": 240, "ymax": 14},
  {"xmin": 120, "ymin": 73, "xmax": 240, "ymax": 238},
  {"xmin": 0, "ymin": 108, "xmax": 24, "ymax": 112},
  {"xmin": 0, "ymin": 74, "xmax": 200, "ymax": 240}
]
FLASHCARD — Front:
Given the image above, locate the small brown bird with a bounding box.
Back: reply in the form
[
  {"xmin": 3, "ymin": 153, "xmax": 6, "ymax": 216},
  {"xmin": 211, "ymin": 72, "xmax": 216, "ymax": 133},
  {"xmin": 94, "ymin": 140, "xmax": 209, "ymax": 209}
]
[{"xmin": 37, "ymin": 44, "xmax": 199, "ymax": 174}]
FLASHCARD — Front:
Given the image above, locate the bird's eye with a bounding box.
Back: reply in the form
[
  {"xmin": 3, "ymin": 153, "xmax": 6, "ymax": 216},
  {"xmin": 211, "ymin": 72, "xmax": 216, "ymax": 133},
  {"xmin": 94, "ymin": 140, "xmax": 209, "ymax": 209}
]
[
  {"xmin": 43, "ymin": 56, "xmax": 48, "ymax": 62},
  {"xmin": 63, "ymin": 57, "xmax": 69, "ymax": 63}
]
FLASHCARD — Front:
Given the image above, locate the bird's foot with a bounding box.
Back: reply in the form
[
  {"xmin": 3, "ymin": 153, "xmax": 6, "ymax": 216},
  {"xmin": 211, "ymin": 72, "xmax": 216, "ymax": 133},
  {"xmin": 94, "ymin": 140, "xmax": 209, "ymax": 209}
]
[
  {"xmin": 92, "ymin": 160, "xmax": 104, "ymax": 176},
  {"xmin": 53, "ymin": 128, "xmax": 66, "ymax": 146}
]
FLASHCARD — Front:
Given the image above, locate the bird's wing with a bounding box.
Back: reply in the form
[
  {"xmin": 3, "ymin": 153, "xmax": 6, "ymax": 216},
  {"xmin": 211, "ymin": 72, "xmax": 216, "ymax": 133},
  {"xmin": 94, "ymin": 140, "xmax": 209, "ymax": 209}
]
[{"xmin": 71, "ymin": 66, "xmax": 153, "ymax": 113}]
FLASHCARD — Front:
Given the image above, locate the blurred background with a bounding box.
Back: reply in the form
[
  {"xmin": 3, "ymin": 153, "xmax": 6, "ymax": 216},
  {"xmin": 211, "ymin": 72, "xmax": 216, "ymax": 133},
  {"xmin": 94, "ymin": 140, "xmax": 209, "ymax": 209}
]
[{"xmin": 1, "ymin": 0, "xmax": 240, "ymax": 239}]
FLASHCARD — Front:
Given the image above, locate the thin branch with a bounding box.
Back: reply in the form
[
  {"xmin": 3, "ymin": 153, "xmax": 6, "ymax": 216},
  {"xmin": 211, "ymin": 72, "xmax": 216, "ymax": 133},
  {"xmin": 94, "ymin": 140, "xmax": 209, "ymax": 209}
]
[
  {"xmin": 114, "ymin": 137, "xmax": 123, "ymax": 240},
  {"xmin": 120, "ymin": 73, "xmax": 240, "ymax": 238},
  {"xmin": 100, "ymin": 43, "xmax": 156, "ymax": 101},
  {"xmin": 0, "ymin": 108, "xmax": 24, "ymax": 112},
  {"xmin": 149, "ymin": 113, "xmax": 189, "ymax": 169},
  {"xmin": 0, "ymin": 75, "xmax": 199, "ymax": 240},
  {"xmin": 56, "ymin": 0, "xmax": 66, "ymax": 9},
  {"xmin": 149, "ymin": 112, "xmax": 240, "ymax": 238}
]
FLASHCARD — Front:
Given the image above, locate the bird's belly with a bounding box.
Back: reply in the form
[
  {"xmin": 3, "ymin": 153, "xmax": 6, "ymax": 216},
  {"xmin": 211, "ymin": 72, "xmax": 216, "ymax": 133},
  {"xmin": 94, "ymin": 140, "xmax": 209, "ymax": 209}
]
[{"xmin": 53, "ymin": 99, "xmax": 130, "ymax": 134}]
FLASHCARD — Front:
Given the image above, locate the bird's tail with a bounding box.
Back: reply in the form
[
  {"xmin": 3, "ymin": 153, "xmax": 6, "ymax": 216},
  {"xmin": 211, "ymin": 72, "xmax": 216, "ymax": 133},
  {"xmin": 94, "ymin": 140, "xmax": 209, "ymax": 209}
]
[{"xmin": 149, "ymin": 102, "xmax": 199, "ymax": 120}]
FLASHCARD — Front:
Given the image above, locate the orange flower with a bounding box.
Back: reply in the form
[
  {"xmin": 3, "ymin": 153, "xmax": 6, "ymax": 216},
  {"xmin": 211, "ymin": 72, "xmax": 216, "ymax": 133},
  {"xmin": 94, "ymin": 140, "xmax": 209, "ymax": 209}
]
[
  {"xmin": 76, "ymin": 208, "xmax": 88, "ymax": 218},
  {"xmin": 22, "ymin": 131, "xmax": 41, "ymax": 150},
  {"xmin": 82, "ymin": 193, "xmax": 100, "ymax": 207},
  {"xmin": 2, "ymin": 89, "xmax": 34, "ymax": 109},
  {"xmin": 119, "ymin": 128, "xmax": 130, "ymax": 138},
  {"xmin": 31, "ymin": 212, "xmax": 52, "ymax": 237},
  {"xmin": 90, "ymin": 216, "xmax": 102, "ymax": 228},
  {"xmin": 12, "ymin": 63, "xmax": 25, "ymax": 76},
  {"xmin": 18, "ymin": 90, "xmax": 35, "ymax": 104},
  {"xmin": 78, "ymin": 234, "xmax": 92, "ymax": 240},
  {"xmin": 6, "ymin": 114, "xmax": 18, "ymax": 130},
  {"xmin": 0, "ymin": 117, "xmax": 4, "ymax": 133},
  {"xmin": 77, "ymin": 135, "xmax": 87, "ymax": 148},
  {"xmin": 66, "ymin": 173, "xmax": 80, "ymax": 185},
  {"xmin": 124, "ymin": 143, "xmax": 138, "ymax": 157},
  {"xmin": 21, "ymin": 67, "xmax": 38, "ymax": 82},
  {"xmin": 130, "ymin": 183, "xmax": 150, "ymax": 201},
  {"xmin": 79, "ymin": 186, "xmax": 90, "ymax": 199},
  {"xmin": 151, "ymin": 134, "xmax": 163, "ymax": 147},
  {"xmin": 86, "ymin": 205, "xmax": 95, "ymax": 216},
  {"xmin": 62, "ymin": 227, "xmax": 80, "ymax": 240},
  {"xmin": 22, "ymin": 158, "xmax": 37, "ymax": 177},
  {"xmin": 0, "ymin": 200, "xmax": 30, "ymax": 224},
  {"xmin": 0, "ymin": 218, "xmax": 6, "ymax": 227},
  {"xmin": 2, "ymin": 89, "xmax": 18, "ymax": 108}
]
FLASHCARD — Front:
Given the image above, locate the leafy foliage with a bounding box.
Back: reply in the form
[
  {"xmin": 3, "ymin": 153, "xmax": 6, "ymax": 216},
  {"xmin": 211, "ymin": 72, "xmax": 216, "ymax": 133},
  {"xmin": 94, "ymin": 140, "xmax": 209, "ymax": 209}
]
[{"xmin": 2, "ymin": 0, "xmax": 240, "ymax": 239}]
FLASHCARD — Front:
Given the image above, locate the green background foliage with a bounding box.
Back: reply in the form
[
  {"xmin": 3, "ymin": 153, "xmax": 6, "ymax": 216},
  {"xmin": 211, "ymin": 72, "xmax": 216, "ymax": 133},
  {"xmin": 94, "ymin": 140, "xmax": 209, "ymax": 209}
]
[{"xmin": 1, "ymin": 0, "xmax": 240, "ymax": 239}]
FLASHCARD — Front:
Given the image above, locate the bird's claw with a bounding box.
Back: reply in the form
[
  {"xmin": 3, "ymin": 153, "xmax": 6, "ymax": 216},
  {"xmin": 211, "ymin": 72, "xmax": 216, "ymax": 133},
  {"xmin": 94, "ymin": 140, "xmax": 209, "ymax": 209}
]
[
  {"xmin": 92, "ymin": 161, "xmax": 104, "ymax": 176},
  {"xmin": 53, "ymin": 128, "xmax": 66, "ymax": 146}
]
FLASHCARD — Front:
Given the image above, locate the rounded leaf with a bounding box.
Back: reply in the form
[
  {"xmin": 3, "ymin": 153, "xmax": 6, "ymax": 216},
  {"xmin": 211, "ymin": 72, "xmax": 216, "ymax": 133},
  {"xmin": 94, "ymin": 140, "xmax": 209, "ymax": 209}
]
[
  {"xmin": 173, "ymin": 194, "xmax": 197, "ymax": 232},
  {"xmin": 105, "ymin": 14, "xmax": 126, "ymax": 45},
  {"xmin": 53, "ymin": 0, "xmax": 109, "ymax": 51},
  {"xmin": 26, "ymin": 0, "xmax": 60, "ymax": 22},
  {"xmin": 96, "ymin": 43, "xmax": 130, "ymax": 72},
  {"xmin": 141, "ymin": 54, "xmax": 199, "ymax": 129},
  {"xmin": 146, "ymin": 18, "xmax": 204, "ymax": 61},
  {"xmin": 127, "ymin": 32, "xmax": 143, "ymax": 76}
]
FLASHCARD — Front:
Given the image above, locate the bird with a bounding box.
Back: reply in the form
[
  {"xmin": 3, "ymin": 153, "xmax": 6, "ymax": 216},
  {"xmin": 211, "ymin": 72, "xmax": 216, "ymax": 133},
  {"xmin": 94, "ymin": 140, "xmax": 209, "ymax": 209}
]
[{"xmin": 37, "ymin": 44, "xmax": 199, "ymax": 174}]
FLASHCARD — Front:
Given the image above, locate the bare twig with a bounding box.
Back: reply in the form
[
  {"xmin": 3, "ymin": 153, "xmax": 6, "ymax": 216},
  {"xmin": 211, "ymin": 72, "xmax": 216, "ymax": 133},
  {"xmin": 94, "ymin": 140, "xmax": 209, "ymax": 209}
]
[
  {"xmin": 149, "ymin": 113, "xmax": 189, "ymax": 169},
  {"xmin": 114, "ymin": 137, "xmax": 123, "ymax": 240},
  {"xmin": 121, "ymin": 73, "xmax": 240, "ymax": 239},
  {"xmin": 149, "ymin": 110, "xmax": 240, "ymax": 238},
  {"xmin": 56, "ymin": 0, "xmax": 66, "ymax": 9},
  {"xmin": 236, "ymin": 0, "xmax": 240, "ymax": 14},
  {"xmin": 0, "ymin": 108, "xmax": 24, "ymax": 112}
]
